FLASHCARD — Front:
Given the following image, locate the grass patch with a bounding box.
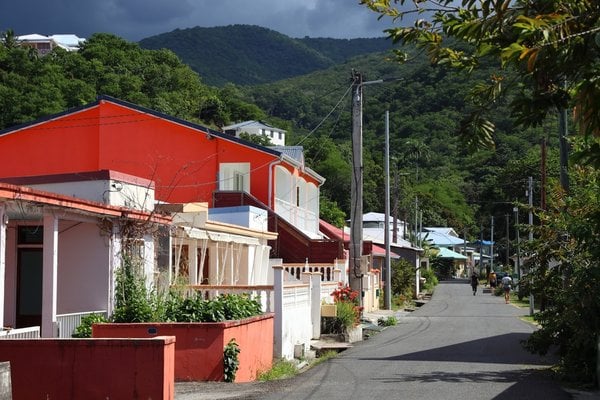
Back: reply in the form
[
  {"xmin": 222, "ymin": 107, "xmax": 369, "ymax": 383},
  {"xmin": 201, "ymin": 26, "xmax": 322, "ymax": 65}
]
[
  {"xmin": 258, "ymin": 359, "xmax": 298, "ymax": 381},
  {"xmin": 311, "ymin": 350, "xmax": 338, "ymax": 367},
  {"xmin": 259, "ymin": 350, "xmax": 341, "ymax": 381},
  {"xmin": 377, "ymin": 316, "xmax": 398, "ymax": 326},
  {"xmin": 519, "ymin": 315, "xmax": 540, "ymax": 326}
]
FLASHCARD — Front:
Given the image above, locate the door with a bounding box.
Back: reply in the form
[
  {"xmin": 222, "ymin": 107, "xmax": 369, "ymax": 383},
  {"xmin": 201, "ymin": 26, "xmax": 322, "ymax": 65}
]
[{"xmin": 16, "ymin": 226, "xmax": 43, "ymax": 328}]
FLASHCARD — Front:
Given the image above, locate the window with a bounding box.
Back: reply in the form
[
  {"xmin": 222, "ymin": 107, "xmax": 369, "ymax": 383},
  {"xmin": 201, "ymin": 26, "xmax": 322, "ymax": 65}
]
[{"xmin": 219, "ymin": 163, "xmax": 250, "ymax": 192}]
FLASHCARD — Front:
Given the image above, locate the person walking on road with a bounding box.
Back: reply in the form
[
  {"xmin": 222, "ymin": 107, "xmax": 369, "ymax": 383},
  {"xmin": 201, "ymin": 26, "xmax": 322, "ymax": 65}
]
[
  {"xmin": 470, "ymin": 272, "xmax": 479, "ymax": 295},
  {"xmin": 502, "ymin": 274, "xmax": 513, "ymax": 303},
  {"xmin": 488, "ymin": 270, "xmax": 497, "ymax": 295}
]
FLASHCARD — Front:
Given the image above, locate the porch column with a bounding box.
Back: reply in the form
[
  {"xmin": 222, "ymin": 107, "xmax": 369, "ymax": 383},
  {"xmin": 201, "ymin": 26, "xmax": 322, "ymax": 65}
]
[
  {"xmin": 273, "ymin": 265, "xmax": 284, "ymax": 358},
  {"xmin": 189, "ymin": 240, "xmax": 198, "ymax": 285},
  {"xmin": 0, "ymin": 205, "xmax": 6, "ymax": 328},
  {"xmin": 42, "ymin": 213, "xmax": 58, "ymax": 338},
  {"xmin": 310, "ymin": 273, "xmax": 321, "ymax": 340}
]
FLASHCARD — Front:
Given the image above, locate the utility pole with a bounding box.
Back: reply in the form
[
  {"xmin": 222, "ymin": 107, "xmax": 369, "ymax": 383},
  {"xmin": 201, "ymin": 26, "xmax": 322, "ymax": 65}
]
[
  {"xmin": 513, "ymin": 206, "xmax": 521, "ymax": 281},
  {"xmin": 528, "ymin": 176, "xmax": 534, "ymax": 315},
  {"xmin": 349, "ymin": 70, "xmax": 384, "ymax": 303},
  {"xmin": 490, "ymin": 216, "xmax": 494, "ymax": 273},
  {"xmin": 384, "ymin": 111, "xmax": 391, "ymax": 310},
  {"xmin": 558, "ymin": 88, "xmax": 570, "ymax": 194},
  {"xmin": 505, "ymin": 214, "xmax": 510, "ymax": 268},
  {"xmin": 349, "ymin": 70, "xmax": 364, "ymax": 299}
]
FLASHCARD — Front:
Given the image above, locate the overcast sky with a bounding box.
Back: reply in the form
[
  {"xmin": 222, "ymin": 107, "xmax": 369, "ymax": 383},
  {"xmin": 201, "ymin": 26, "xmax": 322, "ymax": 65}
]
[{"xmin": 1, "ymin": 0, "xmax": 394, "ymax": 41}]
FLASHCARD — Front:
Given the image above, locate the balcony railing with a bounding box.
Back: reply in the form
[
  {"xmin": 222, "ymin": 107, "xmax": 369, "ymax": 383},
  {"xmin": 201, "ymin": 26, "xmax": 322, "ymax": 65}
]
[
  {"xmin": 0, "ymin": 326, "xmax": 40, "ymax": 339},
  {"xmin": 56, "ymin": 310, "xmax": 108, "ymax": 338}
]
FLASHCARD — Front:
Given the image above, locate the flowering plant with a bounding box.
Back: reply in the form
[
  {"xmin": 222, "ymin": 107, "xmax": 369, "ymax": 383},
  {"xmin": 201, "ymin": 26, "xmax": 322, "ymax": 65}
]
[
  {"xmin": 330, "ymin": 283, "xmax": 363, "ymax": 329},
  {"xmin": 331, "ymin": 283, "xmax": 359, "ymax": 303}
]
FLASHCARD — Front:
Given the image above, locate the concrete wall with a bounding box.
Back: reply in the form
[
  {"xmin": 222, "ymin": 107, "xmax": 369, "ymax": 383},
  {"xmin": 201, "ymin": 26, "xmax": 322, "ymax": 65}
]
[
  {"xmin": 0, "ymin": 337, "xmax": 175, "ymax": 400},
  {"xmin": 93, "ymin": 314, "xmax": 274, "ymax": 382},
  {"xmin": 0, "ymin": 362, "xmax": 11, "ymax": 400}
]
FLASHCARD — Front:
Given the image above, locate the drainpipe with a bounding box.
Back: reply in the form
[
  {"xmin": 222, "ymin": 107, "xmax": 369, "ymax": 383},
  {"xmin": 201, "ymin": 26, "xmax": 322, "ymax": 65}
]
[{"xmin": 268, "ymin": 156, "xmax": 284, "ymax": 209}]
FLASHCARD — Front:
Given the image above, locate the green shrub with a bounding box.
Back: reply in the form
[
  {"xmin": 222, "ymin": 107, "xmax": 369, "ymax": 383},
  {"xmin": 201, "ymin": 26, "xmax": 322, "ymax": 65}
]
[
  {"xmin": 377, "ymin": 316, "xmax": 398, "ymax": 326},
  {"xmin": 258, "ymin": 359, "xmax": 298, "ymax": 381},
  {"xmin": 72, "ymin": 313, "xmax": 108, "ymax": 338},
  {"xmin": 223, "ymin": 339, "xmax": 240, "ymax": 382},
  {"xmin": 111, "ymin": 257, "xmax": 154, "ymax": 323},
  {"xmin": 335, "ymin": 301, "xmax": 359, "ymax": 331},
  {"xmin": 420, "ymin": 268, "xmax": 438, "ymax": 291}
]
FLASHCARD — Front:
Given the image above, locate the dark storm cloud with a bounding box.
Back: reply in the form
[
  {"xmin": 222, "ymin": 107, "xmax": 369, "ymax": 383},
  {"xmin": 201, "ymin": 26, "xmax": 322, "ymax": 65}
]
[{"xmin": 1, "ymin": 0, "xmax": 391, "ymax": 41}]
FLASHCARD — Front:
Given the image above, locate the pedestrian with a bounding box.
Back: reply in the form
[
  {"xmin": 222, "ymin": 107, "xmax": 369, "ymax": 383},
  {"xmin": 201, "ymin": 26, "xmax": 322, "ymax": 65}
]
[
  {"xmin": 489, "ymin": 271, "xmax": 497, "ymax": 295},
  {"xmin": 501, "ymin": 274, "xmax": 512, "ymax": 303},
  {"xmin": 470, "ymin": 272, "xmax": 479, "ymax": 296}
]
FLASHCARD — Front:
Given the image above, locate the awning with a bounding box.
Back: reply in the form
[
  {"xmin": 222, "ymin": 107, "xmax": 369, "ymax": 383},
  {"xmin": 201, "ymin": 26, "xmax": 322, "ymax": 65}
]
[
  {"xmin": 435, "ymin": 247, "xmax": 468, "ymax": 260},
  {"xmin": 182, "ymin": 226, "xmax": 260, "ymax": 245}
]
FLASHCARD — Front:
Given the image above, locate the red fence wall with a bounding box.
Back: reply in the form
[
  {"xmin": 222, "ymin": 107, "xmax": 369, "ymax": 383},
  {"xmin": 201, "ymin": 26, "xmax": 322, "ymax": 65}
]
[
  {"xmin": 0, "ymin": 336, "xmax": 175, "ymax": 400},
  {"xmin": 93, "ymin": 313, "xmax": 274, "ymax": 382}
]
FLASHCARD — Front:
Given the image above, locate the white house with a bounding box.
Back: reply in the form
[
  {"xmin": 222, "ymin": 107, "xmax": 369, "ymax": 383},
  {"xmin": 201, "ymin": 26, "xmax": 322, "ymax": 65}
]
[
  {"xmin": 223, "ymin": 121, "xmax": 286, "ymax": 146},
  {"xmin": 17, "ymin": 34, "xmax": 85, "ymax": 55}
]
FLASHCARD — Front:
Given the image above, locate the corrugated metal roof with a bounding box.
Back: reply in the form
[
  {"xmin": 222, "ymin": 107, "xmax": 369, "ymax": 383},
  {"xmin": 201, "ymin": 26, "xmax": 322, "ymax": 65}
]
[{"xmin": 269, "ymin": 146, "xmax": 304, "ymax": 164}]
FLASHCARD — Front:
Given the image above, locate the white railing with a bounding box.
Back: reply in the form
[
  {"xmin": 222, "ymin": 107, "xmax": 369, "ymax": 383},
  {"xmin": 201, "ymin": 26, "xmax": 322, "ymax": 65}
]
[
  {"xmin": 187, "ymin": 285, "xmax": 275, "ymax": 313},
  {"xmin": 284, "ymin": 263, "xmax": 340, "ymax": 282},
  {"xmin": 321, "ymin": 281, "xmax": 339, "ymax": 304},
  {"xmin": 274, "ymin": 198, "xmax": 318, "ymax": 234},
  {"xmin": 56, "ymin": 310, "xmax": 108, "ymax": 338},
  {"xmin": 0, "ymin": 326, "xmax": 40, "ymax": 339}
]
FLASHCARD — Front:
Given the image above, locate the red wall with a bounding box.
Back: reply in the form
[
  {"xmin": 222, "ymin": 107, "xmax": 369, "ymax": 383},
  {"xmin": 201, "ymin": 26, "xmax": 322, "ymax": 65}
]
[
  {"xmin": 0, "ymin": 100, "xmax": 285, "ymax": 206},
  {"xmin": 0, "ymin": 336, "xmax": 175, "ymax": 400},
  {"xmin": 93, "ymin": 314, "xmax": 274, "ymax": 382}
]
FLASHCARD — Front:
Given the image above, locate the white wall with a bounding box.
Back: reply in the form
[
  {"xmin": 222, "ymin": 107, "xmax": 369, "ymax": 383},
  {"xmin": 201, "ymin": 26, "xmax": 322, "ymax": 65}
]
[{"xmin": 57, "ymin": 222, "xmax": 110, "ymax": 314}]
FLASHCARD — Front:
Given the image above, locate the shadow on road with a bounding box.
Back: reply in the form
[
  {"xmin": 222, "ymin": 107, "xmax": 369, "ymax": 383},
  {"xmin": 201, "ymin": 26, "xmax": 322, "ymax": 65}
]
[
  {"xmin": 370, "ymin": 368, "xmax": 570, "ymax": 399},
  {"xmin": 361, "ymin": 332, "xmax": 554, "ymax": 365}
]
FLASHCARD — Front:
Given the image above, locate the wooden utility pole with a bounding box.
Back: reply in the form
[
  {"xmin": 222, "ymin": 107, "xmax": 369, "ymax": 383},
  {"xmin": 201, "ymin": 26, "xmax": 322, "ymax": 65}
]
[
  {"xmin": 349, "ymin": 71, "xmax": 385, "ymax": 304},
  {"xmin": 349, "ymin": 70, "xmax": 364, "ymax": 298},
  {"xmin": 384, "ymin": 111, "xmax": 391, "ymax": 310}
]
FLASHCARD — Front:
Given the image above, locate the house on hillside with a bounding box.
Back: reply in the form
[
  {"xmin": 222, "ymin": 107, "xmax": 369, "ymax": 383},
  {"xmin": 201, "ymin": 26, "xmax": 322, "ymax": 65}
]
[
  {"xmin": 17, "ymin": 34, "xmax": 85, "ymax": 55},
  {"xmin": 223, "ymin": 120, "xmax": 286, "ymax": 146}
]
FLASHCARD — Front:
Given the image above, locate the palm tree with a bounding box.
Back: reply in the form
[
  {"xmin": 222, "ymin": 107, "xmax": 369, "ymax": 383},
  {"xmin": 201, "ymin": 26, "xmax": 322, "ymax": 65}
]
[{"xmin": 401, "ymin": 139, "xmax": 431, "ymax": 182}]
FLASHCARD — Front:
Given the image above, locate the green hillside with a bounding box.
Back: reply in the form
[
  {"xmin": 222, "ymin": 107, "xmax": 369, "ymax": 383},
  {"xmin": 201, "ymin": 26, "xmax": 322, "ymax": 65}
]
[
  {"xmin": 139, "ymin": 25, "xmax": 392, "ymax": 86},
  {"xmin": 240, "ymin": 51, "xmax": 561, "ymax": 236}
]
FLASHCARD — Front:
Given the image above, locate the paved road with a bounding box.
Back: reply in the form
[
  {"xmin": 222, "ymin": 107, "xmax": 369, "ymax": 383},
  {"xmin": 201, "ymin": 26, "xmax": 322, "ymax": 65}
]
[
  {"xmin": 263, "ymin": 280, "xmax": 571, "ymax": 400},
  {"xmin": 176, "ymin": 281, "xmax": 577, "ymax": 399}
]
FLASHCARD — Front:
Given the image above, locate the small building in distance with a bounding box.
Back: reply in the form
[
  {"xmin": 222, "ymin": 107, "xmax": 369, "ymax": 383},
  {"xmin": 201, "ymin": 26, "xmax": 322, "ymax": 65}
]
[
  {"xmin": 223, "ymin": 121, "xmax": 286, "ymax": 146},
  {"xmin": 17, "ymin": 34, "xmax": 85, "ymax": 55}
]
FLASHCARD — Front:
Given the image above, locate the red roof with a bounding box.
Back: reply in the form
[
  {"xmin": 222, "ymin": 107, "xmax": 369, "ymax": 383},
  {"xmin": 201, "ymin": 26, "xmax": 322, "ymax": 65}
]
[{"xmin": 319, "ymin": 219, "xmax": 398, "ymax": 258}]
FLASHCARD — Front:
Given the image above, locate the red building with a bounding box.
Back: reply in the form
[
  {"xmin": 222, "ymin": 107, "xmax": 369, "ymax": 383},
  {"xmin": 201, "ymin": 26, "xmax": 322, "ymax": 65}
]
[{"xmin": 0, "ymin": 96, "xmax": 342, "ymax": 262}]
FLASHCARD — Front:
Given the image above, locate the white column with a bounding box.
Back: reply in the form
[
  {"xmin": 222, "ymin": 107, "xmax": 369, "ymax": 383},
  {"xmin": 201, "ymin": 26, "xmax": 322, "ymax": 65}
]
[
  {"xmin": 108, "ymin": 221, "xmax": 122, "ymax": 316},
  {"xmin": 42, "ymin": 213, "xmax": 58, "ymax": 338},
  {"xmin": 273, "ymin": 265, "xmax": 284, "ymax": 359},
  {"xmin": 189, "ymin": 240, "xmax": 198, "ymax": 285},
  {"xmin": 0, "ymin": 205, "xmax": 6, "ymax": 329},
  {"xmin": 310, "ymin": 273, "xmax": 321, "ymax": 340}
]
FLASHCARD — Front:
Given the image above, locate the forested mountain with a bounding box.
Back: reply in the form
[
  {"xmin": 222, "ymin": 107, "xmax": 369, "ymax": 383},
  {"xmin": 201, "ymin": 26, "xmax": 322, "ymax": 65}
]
[
  {"xmin": 239, "ymin": 51, "xmax": 562, "ymax": 245},
  {"xmin": 138, "ymin": 25, "xmax": 391, "ymax": 86}
]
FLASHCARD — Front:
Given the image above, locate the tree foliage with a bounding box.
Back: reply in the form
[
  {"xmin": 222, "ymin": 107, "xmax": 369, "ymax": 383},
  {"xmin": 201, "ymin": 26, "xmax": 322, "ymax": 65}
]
[
  {"xmin": 360, "ymin": 0, "xmax": 600, "ymax": 164},
  {"xmin": 359, "ymin": 0, "xmax": 599, "ymax": 385},
  {"xmin": 522, "ymin": 142, "xmax": 599, "ymax": 386},
  {"xmin": 0, "ymin": 31, "xmax": 262, "ymax": 130}
]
